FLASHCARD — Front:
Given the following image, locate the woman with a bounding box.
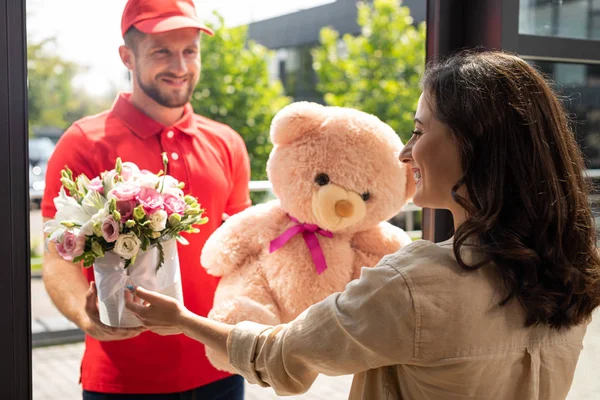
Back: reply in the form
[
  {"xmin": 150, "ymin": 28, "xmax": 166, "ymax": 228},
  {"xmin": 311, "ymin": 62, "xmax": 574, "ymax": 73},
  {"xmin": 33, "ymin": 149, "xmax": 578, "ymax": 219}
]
[{"xmin": 123, "ymin": 50, "xmax": 600, "ymax": 399}]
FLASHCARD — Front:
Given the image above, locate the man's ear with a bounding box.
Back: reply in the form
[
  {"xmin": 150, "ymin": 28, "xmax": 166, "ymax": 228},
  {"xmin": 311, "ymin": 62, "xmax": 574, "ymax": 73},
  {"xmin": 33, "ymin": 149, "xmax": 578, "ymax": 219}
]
[{"xmin": 119, "ymin": 45, "xmax": 134, "ymax": 71}]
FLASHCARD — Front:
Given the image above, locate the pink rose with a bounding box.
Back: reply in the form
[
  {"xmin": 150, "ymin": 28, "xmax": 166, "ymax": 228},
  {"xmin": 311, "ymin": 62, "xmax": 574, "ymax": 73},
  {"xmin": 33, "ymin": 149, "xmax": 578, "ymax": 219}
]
[
  {"xmin": 101, "ymin": 216, "xmax": 120, "ymax": 243},
  {"xmin": 116, "ymin": 200, "xmax": 136, "ymax": 222},
  {"xmin": 163, "ymin": 194, "xmax": 186, "ymax": 216},
  {"xmin": 136, "ymin": 187, "xmax": 164, "ymax": 214},
  {"xmin": 57, "ymin": 230, "xmax": 86, "ymax": 261},
  {"xmin": 87, "ymin": 177, "xmax": 104, "ymax": 193},
  {"xmin": 109, "ymin": 182, "xmax": 141, "ymax": 202}
]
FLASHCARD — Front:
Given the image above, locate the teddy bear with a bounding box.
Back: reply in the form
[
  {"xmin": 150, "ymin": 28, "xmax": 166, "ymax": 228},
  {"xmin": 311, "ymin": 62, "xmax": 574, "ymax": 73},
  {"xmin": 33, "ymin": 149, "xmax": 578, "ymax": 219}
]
[{"xmin": 200, "ymin": 101, "xmax": 415, "ymax": 372}]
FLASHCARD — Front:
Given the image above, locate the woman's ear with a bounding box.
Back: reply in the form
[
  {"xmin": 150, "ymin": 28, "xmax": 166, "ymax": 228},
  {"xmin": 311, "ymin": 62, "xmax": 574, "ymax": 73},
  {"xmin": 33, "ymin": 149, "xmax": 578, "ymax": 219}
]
[{"xmin": 270, "ymin": 102, "xmax": 328, "ymax": 146}]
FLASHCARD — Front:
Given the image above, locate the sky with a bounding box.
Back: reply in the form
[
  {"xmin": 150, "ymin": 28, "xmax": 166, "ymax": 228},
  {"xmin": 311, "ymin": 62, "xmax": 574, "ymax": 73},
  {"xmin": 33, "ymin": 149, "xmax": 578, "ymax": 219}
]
[{"xmin": 26, "ymin": 0, "xmax": 335, "ymax": 97}]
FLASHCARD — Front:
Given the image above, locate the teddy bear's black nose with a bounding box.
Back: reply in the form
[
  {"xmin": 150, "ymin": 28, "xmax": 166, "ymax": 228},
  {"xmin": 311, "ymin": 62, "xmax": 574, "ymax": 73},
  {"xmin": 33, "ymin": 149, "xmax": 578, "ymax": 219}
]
[{"xmin": 315, "ymin": 173, "xmax": 330, "ymax": 186}]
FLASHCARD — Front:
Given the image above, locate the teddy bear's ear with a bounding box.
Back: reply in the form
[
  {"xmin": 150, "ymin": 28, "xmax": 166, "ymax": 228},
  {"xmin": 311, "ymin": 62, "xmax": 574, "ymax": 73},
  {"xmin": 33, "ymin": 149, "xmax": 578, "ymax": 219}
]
[{"xmin": 270, "ymin": 102, "xmax": 328, "ymax": 146}]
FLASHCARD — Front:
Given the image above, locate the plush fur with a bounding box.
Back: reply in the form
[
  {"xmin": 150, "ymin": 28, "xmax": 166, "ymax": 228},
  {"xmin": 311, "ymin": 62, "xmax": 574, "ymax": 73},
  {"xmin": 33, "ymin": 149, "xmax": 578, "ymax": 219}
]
[{"xmin": 200, "ymin": 102, "xmax": 415, "ymax": 372}]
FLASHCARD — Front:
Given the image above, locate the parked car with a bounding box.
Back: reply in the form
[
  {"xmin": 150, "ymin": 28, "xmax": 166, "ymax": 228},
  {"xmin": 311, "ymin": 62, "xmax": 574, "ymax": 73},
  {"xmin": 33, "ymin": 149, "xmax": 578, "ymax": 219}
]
[{"xmin": 29, "ymin": 137, "xmax": 55, "ymax": 204}]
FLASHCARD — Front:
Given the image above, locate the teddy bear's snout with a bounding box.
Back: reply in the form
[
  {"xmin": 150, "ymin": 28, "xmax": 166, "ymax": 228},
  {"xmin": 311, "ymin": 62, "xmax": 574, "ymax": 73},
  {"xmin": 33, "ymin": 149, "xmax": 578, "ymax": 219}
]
[
  {"xmin": 335, "ymin": 200, "xmax": 354, "ymax": 218},
  {"xmin": 311, "ymin": 183, "xmax": 367, "ymax": 231}
]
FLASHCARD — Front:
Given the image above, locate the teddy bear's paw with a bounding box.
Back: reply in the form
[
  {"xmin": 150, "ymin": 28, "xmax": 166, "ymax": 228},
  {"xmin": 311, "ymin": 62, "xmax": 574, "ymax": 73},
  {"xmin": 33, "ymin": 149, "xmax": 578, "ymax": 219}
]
[
  {"xmin": 210, "ymin": 297, "xmax": 281, "ymax": 327},
  {"xmin": 206, "ymin": 347, "xmax": 238, "ymax": 373},
  {"xmin": 201, "ymin": 247, "xmax": 240, "ymax": 277}
]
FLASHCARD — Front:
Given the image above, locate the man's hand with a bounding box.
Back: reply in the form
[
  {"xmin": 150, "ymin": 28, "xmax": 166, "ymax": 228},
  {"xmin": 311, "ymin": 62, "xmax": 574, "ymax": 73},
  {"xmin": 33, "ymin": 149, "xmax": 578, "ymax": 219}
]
[{"xmin": 81, "ymin": 282, "xmax": 147, "ymax": 341}]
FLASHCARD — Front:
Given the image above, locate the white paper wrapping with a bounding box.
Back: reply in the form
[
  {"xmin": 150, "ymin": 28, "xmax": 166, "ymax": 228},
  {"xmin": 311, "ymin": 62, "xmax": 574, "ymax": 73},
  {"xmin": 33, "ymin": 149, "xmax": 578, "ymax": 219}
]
[{"xmin": 94, "ymin": 239, "xmax": 183, "ymax": 327}]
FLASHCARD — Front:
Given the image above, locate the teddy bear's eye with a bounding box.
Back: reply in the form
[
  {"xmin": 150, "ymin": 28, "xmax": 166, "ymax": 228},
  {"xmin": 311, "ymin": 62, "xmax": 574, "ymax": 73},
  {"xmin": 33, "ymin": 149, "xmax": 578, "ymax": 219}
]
[
  {"xmin": 361, "ymin": 192, "xmax": 371, "ymax": 201},
  {"xmin": 315, "ymin": 173, "xmax": 330, "ymax": 186}
]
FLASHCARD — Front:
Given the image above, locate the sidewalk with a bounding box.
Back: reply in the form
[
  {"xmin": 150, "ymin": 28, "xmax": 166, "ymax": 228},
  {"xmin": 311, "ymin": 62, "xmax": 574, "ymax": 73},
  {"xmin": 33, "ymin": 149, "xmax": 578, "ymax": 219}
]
[
  {"xmin": 32, "ymin": 342, "xmax": 353, "ymax": 399},
  {"xmin": 32, "ymin": 313, "xmax": 600, "ymax": 399},
  {"xmin": 31, "ymin": 276, "xmax": 354, "ymax": 398}
]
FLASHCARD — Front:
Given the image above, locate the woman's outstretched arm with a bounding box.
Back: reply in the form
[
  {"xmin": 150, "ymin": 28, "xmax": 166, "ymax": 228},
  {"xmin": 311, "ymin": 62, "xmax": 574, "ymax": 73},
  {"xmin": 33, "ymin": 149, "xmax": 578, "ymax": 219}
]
[{"xmin": 125, "ymin": 249, "xmax": 420, "ymax": 396}]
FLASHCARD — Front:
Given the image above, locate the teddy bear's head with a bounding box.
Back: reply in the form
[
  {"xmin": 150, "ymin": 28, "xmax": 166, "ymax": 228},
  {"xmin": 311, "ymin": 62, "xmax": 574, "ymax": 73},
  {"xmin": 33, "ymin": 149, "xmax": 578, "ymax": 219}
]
[{"xmin": 266, "ymin": 102, "xmax": 415, "ymax": 234}]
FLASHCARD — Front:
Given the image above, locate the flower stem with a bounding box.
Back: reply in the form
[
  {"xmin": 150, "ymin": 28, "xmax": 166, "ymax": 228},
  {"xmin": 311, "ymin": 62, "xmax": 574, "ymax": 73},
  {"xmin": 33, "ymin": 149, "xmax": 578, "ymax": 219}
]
[{"xmin": 159, "ymin": 152, "xmax": 169, "ymax": 193}]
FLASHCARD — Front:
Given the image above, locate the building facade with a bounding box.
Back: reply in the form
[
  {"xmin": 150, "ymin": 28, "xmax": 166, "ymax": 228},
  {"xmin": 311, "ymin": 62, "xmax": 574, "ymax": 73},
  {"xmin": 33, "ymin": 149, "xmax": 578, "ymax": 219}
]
[{"xmin": 247, "ymin": 0, "xmax": 426, "ymax": 103}]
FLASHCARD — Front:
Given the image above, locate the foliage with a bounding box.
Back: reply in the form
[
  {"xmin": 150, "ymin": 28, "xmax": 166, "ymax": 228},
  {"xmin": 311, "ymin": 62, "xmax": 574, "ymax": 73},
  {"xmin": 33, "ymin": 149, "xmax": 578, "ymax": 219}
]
[
  {"xmin": 27, "ymin": 37, "xmax": 114, "ymax": 135},
  {"xmin": 312, "ymin": 0, "xmax": 426, "ymax": 142},
  {"xmin": 191, "ymin": 12, "xmax": 292, "ymax": 185}
]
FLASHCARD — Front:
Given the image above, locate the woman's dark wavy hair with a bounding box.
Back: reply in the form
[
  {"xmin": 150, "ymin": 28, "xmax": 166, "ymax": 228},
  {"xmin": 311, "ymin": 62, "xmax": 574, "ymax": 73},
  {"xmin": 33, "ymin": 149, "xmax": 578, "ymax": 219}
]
[{"xmin": 422, "ymin": 49, "xmax": 600, "ymax": 329}]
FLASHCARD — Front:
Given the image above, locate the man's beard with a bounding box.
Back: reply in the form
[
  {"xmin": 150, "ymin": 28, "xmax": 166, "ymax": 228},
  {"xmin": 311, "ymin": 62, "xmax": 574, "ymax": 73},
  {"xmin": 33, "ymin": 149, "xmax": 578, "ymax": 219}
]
[{"xmin": 137, "ymin": 69, "xmax": 196, "ymax": 108}]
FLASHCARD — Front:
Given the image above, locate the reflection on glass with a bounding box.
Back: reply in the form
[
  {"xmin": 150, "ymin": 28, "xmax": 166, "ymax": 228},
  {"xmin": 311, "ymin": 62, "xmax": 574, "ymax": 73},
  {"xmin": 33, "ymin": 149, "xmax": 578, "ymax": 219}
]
[
  {"xmin": 531, "ymin": 60, "xmax": 600, "ymax": 238},
  {"xmin": 519, "ymin": 0, "xmax": 600, "ymax": 40},
  {"xmin": 531, "ymin": 61, "xmax": 600, "ymax": 168},
  {"xmin": 269, "ymin": 46, "xmax": 321, "ymax": 103}
]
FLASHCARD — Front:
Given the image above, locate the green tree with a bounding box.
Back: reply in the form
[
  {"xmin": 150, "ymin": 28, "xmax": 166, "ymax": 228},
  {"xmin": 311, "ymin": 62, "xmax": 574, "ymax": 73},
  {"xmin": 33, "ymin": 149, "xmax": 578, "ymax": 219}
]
[
  {"xmin": 27, "ymin": 37, "xmax": 114, "ymax": 134},
  {"xmin": 312, "ymin": 0, "xmax": 426, "ymax": 142},
  {"xmin": 27, "ymin": 38, "xmax": 81, "ymax": 132},
  {"xmin": 191, "ymin": 12, "xmax": 291, "ymax": 183}
]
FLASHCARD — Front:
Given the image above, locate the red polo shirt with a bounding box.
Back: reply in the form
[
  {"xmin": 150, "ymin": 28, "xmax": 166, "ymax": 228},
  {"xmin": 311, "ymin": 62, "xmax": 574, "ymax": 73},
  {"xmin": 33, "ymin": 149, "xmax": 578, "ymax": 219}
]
[{"xmin": 41, "ymin": 93, "xmax": 251, "ymax": 394}]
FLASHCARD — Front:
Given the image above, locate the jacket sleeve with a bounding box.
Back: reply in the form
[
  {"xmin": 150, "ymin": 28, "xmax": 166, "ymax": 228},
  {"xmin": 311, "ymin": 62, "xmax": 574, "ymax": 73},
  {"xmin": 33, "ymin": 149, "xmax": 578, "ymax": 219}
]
[{"xmin": 226, "ymin": 256, "xmax": 418, "ymax": 396}]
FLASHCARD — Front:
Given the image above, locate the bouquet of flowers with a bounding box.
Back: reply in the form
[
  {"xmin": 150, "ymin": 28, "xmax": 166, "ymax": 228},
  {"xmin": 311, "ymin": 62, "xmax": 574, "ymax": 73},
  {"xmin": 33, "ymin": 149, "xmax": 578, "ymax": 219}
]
[{"xmin": 44, "ymin": 153, "xmax": 208, "ymax": 327}]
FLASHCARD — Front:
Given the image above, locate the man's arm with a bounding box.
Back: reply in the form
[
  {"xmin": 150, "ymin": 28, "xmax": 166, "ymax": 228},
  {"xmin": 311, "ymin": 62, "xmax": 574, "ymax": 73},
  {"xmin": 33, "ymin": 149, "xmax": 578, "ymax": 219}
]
[
  {"xmin": 40, "ymin": 124, "xmax": 145, "ymax": 340},
  {"xmin": 42, "ymin": 217, "xmax": 146, "ymax": 341}
]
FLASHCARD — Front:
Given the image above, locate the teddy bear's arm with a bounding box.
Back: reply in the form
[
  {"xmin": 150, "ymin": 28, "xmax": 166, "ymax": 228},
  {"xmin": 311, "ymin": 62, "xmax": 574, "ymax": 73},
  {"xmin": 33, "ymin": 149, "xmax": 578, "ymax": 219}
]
[
  {"xmin": 350, "ymin": 221, "xmax": 412, "ymax": 279},
  {"xmin": 206, "ymin": 266, "xmax": 281, "ymax": 372},
  {"xmin": 201, "ymin": 202, "xmax": 283, "ymax": 277}
]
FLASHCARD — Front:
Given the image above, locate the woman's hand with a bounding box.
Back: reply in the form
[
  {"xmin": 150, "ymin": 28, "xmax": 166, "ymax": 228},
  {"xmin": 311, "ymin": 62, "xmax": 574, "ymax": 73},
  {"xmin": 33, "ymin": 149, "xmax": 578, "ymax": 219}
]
[
  {"xmin": 124, "ymin": 286, "xmax": 188, "ymax": 335},
  {"xmin": 82, "ymin": 282, "xmax": 148, "ymax": 341},
  {"xmin": 126, "ymin": 286, "xmax": 234, "ymax": 356}
]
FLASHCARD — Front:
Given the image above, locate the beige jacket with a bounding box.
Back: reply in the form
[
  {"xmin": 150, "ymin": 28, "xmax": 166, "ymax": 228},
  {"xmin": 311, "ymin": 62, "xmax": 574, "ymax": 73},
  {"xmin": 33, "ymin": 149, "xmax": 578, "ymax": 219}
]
[{"xmin": 227, "ymin": 239, "xmax": 588, "ymax": 399}]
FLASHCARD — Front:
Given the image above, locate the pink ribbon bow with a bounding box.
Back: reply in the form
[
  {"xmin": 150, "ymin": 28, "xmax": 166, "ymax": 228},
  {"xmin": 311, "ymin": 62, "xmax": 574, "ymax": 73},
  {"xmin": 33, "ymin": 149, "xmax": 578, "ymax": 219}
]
[{"xmin": 269, "ymin": 215, "xmax": 334, "ymax": 275}]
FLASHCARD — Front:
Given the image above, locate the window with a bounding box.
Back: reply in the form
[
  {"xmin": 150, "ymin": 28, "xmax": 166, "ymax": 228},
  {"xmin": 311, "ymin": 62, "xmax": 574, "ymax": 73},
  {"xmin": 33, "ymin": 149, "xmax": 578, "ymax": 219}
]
[
  {"xmin": 519, "ymin": 0, "xmax": 600, "ymax": 41},
  {"xmin": 529, "ymin": 61, "xmax": 600, "ymax": 169}
]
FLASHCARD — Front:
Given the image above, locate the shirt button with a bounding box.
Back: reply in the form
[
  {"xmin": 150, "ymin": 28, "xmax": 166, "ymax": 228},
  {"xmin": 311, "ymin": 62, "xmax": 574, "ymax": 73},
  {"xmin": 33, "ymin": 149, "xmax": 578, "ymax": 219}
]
[
  {"xmin": 166, "ymin": 130, "xmax": 174, "ymax": 139},
  {"xmin": 171, "ymin": 152, "xmax": 179, "ymax": 160}
]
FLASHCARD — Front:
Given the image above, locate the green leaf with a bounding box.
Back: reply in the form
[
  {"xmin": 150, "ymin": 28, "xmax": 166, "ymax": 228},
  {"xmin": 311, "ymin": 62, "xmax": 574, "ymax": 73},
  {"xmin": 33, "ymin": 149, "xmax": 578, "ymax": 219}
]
[
  {"xmin": 91, "ymin": 241, "xmax": 104, "ymax": 257},
  {"xmin": 175, "ymin": 235, "xmax": 190, "ymax": 246},
  {"xmin": 130, "ymin": 252, "xmax": 138, "ymax": 266},
  {"xmin": 155, "ymin": 241, "xmax": 165, "ymax": 272},
  {"xmin": 140, "ymin": 234, "xmax": 150, "ymax": 251}
]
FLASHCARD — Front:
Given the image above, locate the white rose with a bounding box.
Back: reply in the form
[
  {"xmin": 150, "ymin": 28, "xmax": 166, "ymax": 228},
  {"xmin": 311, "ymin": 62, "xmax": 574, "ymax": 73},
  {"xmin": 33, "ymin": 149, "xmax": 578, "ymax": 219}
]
[
  {"xmin": 80, "ymin": 220, "xmax": 95, "ymax": 236},
  {"xmin": 149, "ymin": 210, "xmax": 168, "ymax": 232},
  {"xmin": 161, "ymin": 175, "xmax": 179, "ymax": 189},
  {"xmin": 113, "ymin": 233, "xmax": 141, "ymax": 260},
  {"xmin": 120, "ymin": 162, "xmax": 141, "ymax": 181},
  {"xmin": 136, "ymin": 173, "xmax": 161, "ymax": 189},
  {"xmin": 163, "ymin": 187, "xmax": 185, "ymax": 198}
]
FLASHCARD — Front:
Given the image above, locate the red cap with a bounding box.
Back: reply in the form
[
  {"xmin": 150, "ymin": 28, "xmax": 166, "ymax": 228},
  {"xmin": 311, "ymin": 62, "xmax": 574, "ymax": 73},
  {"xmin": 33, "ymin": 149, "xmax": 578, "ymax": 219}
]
[{"xmin": 121, "ymin": 0, "xmax": 214, "ymax": 38}]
